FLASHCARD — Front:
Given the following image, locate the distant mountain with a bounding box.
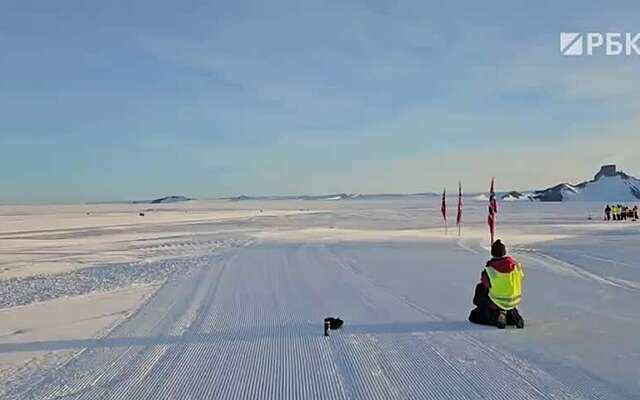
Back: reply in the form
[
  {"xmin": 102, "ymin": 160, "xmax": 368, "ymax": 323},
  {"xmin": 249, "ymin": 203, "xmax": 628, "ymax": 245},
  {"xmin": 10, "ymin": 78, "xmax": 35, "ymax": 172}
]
[
  {"xmin": 231, "ymin": 195, "xmax": 254, "ymax": 201},
  {"xmin": 226, "ymin": 193, "xmax": 437, "ymax": 202},
  {"xmin": 128, "ymin": 196, "xmax": 193, "ymax": 204},
  {"xmin": 89, "ymin": 196, "xmax": 194, "ymax": 205},
  {"xmin": 310, "ymin": 193, "xmax": 364, "ymax": 201},
  {"xmin": 531, "ymin": 183, "xmax": 578, "ymax": 202},
  {"xmin": 150, "ymin": 196, "xmax": 193, "ymax": 204},
  {"xmin": 531, "ymin": 165, "xmax": 640, "ymax": 202},
  {"xmin": 501, "ymin": 191, "xmax": 531, "ymax": 201},
  {"xmin": 470, "ymin": 191, "xmax": 531, "ymax": 201}
]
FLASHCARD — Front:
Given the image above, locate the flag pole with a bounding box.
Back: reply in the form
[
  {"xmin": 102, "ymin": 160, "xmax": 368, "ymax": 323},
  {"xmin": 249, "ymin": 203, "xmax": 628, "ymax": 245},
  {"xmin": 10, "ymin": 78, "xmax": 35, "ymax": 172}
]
[
  {"xmin": 441, "ymin": 187, "xmax": 448, "ymax": 235},
  {"xmin": 488, "ymin": 177, "xmax": 497, "ymax": 247},
  {"xmin": 456, "ymin": 181, "xmax": 462, "ymax": 237}
]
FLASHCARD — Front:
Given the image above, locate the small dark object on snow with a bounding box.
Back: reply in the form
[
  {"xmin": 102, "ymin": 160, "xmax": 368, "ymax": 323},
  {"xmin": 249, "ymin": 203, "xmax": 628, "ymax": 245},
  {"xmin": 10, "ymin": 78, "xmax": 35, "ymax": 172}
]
[
  {"xmin": 139, "ymin": 212, "xmax": 145, "ymax": 217},
  {"xmin": 324, "ymin": 317, "xmax": 344, "ymax": 336},
  {"xmin": 325, "ymin": 317, "xmax": 344, "ymax": 330}
]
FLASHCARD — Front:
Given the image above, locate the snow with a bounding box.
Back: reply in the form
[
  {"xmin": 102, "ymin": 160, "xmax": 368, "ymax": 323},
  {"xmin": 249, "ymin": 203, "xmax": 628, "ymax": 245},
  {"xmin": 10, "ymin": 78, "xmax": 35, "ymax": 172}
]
[
  {"xmin": 0, "ymin": 203, "xmax": 312, "ymax": 280},
  {"xmin": 502, "ymin": 195, "xmax": 519, "ymax": 201},
  {"xmin": 0, "ymin": 199, "xmax": 639, "ymax": 399},
  {"xmin": 0, "ymin": 284, "xmax": 158, "ymax": 398},
  {"xmin": 0, "ymin": 257, "xmax": 213, "ymax": 308}
]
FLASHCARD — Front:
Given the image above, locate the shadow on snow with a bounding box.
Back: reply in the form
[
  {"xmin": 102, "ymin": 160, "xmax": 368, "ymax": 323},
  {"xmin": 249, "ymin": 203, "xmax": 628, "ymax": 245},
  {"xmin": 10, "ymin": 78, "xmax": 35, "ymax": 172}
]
[{"xmin": 0, "ymin": 320, "xmax": 487, "ymax": 353}]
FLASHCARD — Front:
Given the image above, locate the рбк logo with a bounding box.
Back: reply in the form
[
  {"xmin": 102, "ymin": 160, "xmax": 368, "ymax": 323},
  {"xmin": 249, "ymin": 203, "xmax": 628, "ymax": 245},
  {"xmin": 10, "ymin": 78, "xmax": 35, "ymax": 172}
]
[
  {"xmin": 560, "ymin": 33, "xmax": 583, "ymax": 55},
  {"xmin": 561, "ymin": 32, "xmax": 640, "ymax": 56}
]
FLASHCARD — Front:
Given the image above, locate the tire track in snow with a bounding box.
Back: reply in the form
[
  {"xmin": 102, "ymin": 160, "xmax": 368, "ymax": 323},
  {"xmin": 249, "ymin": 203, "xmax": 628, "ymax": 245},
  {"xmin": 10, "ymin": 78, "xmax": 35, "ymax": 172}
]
[
  {"xmin": 12, "ymin": 243, "xmax": 631, "ymax": 399},
  {"xmin": 86, "ymin": 255, "xmax": 233, "ymax": 400},
  {"xmin": 73, "ymin": 245, "xmax": 346, "ymax": 400},
  {"xmin": 324, "ymin": 245, "xmax": 600, "ymax": 400},
  {"xmin": 517, "ymin": 251, "xmax": 640, "ymax": 293},
  {"xmin": 15, "ymin": 255, "xmax": 227, "ymax": 400}
]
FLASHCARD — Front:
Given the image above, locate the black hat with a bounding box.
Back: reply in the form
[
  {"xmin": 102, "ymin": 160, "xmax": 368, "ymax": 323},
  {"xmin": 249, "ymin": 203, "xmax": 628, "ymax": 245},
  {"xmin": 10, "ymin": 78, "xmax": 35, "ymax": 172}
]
[{"xmin": 491, "ymin": 240, "xmax": 507, "ymax": 258}]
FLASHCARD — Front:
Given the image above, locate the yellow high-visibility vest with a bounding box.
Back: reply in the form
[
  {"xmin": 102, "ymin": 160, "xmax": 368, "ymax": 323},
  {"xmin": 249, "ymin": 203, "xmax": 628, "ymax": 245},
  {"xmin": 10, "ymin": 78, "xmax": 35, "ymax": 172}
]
[{"xmin": 484, "ymin": 263, "xmax": 524, "ymax": 310}]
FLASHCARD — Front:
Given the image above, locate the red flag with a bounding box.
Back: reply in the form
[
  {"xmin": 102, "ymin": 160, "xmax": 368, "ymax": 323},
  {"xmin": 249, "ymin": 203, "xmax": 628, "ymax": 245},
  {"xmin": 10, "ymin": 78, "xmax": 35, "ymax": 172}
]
[
  {"xmin": 456, "ymin": 182, "xmax": 463, "ymax": 226},
  {"xmin": 488, "ymin": 177, "xmax": 497, "ymax": 243},
  {"xmin": 441, "ymin": 188, "xmax": 447, "ymax": 221}
]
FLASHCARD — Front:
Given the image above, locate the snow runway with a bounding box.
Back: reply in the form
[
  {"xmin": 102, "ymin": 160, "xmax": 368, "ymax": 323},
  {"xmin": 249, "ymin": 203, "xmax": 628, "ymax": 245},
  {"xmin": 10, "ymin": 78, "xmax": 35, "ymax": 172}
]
[{"xmin": 4, "ymin": 241, "xmax": 635, "ymax": 399}]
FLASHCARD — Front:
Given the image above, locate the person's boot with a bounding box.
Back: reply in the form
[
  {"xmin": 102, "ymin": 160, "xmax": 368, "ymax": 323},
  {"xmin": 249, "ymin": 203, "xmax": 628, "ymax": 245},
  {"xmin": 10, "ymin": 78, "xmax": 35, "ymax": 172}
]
[
  {"xmin": 496, "ymin": 310, "xmax": 507, "ymax": 329},
  {"xmin": 512, "ymin": 309, "xmax": 525, "ymax": 329}
]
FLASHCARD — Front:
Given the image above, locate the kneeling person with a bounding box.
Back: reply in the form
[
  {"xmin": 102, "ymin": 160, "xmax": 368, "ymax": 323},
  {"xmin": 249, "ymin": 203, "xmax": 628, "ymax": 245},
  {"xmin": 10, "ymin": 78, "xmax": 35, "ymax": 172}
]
[{"xmin": 469, "ymin": 240, "xmax": 524, "ymax": 329}]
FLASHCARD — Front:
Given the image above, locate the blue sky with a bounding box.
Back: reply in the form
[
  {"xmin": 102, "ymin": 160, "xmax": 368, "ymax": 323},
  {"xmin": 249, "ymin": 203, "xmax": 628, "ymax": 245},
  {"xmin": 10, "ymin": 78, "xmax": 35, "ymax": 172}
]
[{"xmin": 1, "ymin": 1, "xmax": 640, "ymax": 203}]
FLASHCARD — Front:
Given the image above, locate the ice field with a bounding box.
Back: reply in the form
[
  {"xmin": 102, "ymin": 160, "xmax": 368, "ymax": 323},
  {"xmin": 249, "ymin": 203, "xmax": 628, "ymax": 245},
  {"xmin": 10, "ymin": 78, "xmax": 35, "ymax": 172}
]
[{"xmin": 0, "ymin": 198, "xmax": 638, "ymax": 399}]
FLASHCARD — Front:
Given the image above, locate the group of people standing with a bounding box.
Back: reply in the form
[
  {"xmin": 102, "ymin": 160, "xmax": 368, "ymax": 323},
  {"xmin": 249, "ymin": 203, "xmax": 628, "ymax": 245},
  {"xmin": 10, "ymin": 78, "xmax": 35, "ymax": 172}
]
[{"xmin": 605, "ymin": 204, "xmax": 639, "ymax": 221}]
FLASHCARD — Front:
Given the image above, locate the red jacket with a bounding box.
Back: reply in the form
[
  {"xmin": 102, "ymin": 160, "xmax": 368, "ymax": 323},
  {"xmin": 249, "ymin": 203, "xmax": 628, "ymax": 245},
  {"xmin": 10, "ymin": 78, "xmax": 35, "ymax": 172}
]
[{"xmin": 481, "ymin": 256, "xmax": 518, "ymax": 289}]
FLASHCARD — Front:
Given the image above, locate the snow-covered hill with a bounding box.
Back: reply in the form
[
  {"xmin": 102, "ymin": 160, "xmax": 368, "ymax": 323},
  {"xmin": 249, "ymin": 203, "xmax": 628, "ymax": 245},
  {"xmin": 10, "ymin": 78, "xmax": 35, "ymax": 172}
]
[
  {"xmin": 501, "ymin": 191, "xmax": 532, "ymax": 201},
  {"xmin": 227, "ymin": 193, "xmax": 437, "ymax": 201},
  {"xmin": 532, "ymin": 166, "xmax": 640, "ymax": 202},
  {"xmin": 150, "ymin": 195, "xmax": 193, "ymax": 204},
  {"xmin": 128, "ymin": 195, "xmax": 193, "ymax": 204},
  {"xmin": 564, "ymin": 176, "xmax": 640, "ymax": 201}
]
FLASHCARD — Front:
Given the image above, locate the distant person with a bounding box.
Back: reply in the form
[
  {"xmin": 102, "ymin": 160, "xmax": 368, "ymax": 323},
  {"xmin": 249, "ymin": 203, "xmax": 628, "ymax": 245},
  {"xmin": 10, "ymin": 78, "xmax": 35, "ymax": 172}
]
[
  {"xmin": 633, "ymin": 205, "xmax": 639, "ymax": 221},
  {"xmin": 605, "ymin": 205, "xmax": 611, "ymax": 221},
  {"xmin": 469, "ymin": 240, "xmax": 525, "ymax": 329}
]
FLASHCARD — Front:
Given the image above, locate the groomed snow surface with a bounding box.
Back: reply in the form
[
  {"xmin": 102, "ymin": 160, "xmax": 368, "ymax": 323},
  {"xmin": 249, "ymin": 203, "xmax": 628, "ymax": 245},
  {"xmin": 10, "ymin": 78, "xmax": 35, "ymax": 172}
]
[{"xmin": 0, "ymin": 199, "xmax": 639, "ymax": 399}]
